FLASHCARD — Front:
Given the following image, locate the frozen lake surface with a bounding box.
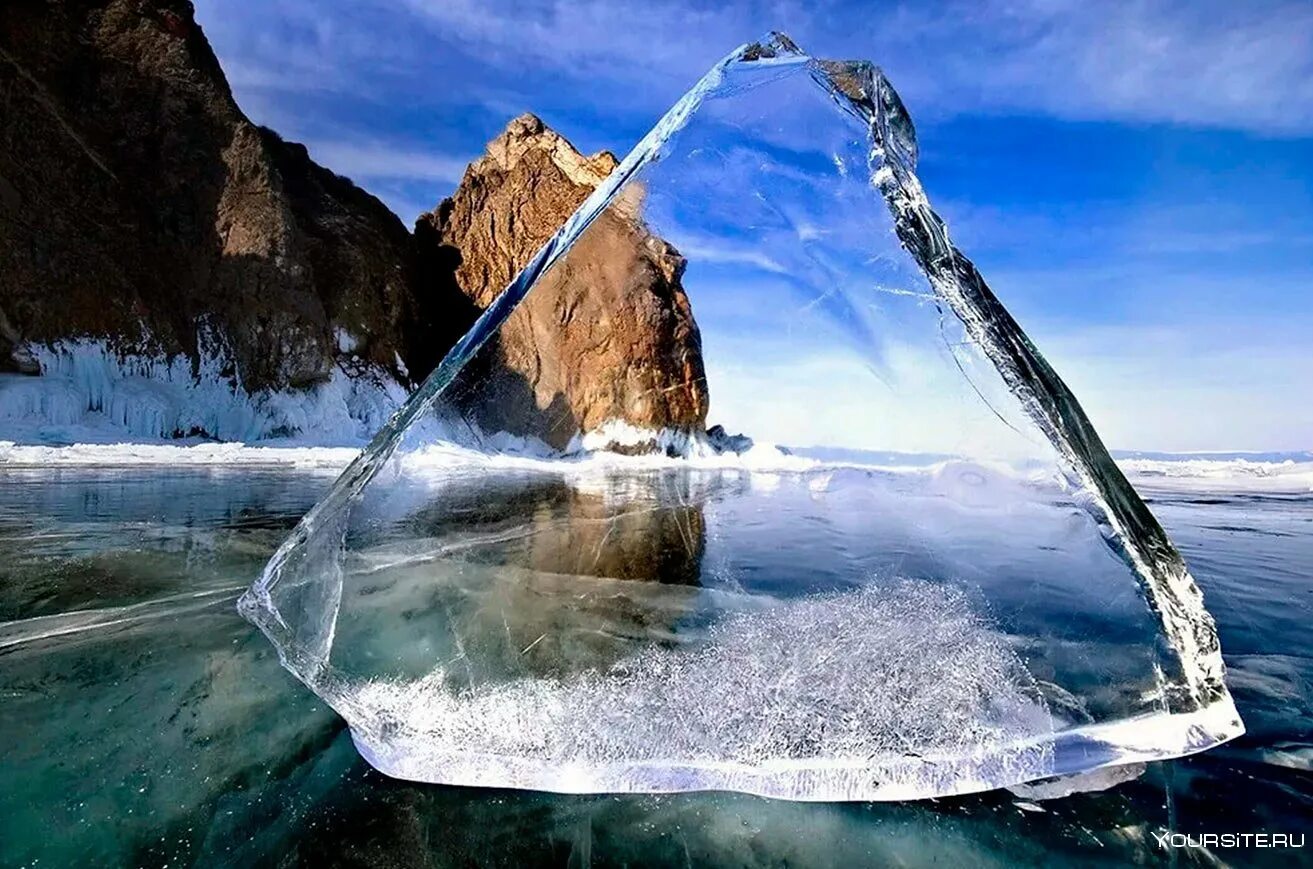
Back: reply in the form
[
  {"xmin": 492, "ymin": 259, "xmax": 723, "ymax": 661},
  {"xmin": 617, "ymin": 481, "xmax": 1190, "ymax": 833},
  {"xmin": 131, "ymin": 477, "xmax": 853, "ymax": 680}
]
[{"xmin": 1, "ymin": 458, "xmax": 1309, "ymax": 866}]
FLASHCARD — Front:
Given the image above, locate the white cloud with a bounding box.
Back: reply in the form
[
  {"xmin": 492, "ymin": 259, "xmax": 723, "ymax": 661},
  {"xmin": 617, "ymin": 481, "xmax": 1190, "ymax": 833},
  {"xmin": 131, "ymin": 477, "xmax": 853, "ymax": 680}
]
[
  {"xmin": 385, "ymin": 0, "xmax": 1313, "ymax": 134},
  {"xmin": 882, "ymin": 0, "xmax": 1313, "ymax": 134},
  {"xmin": 678, "ymin": 240, "xmax": 789, "ymax": 274},
  {"xmin": 196, "ymin": 0, "xmax": 1313, "ymax": 160},
  {"xmin": 396, "ymin": 0, "xmax": 755, "ymax": 82}
]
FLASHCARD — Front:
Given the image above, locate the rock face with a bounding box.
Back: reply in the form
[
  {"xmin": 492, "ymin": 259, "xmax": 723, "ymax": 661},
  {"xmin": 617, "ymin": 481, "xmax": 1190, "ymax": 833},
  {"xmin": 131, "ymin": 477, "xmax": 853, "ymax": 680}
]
[
  {"xmin": 0, "ymin": 1, "xmax": 707, "ymax": 449},
  {"xmin": 418, "ymin": 115, "xmax": 709, "ymax": 450},
  {"xmin": 0, "ymin": 0, "xmax": 464, "ymax": 397}
]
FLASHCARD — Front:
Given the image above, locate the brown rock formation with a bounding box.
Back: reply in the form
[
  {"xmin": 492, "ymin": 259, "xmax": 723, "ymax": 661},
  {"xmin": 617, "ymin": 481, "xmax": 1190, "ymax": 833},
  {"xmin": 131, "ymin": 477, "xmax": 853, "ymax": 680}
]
[
  {"xmin": 0, "ymin": 2, "xmax": 707, "ymax": 449},
  {"xmin": 0, "ymin": 0, "xmax": 467, "ymax": 396},
  {"xmin": 418, "ymin": 114, "xmax": 709, "ymax": 450}
]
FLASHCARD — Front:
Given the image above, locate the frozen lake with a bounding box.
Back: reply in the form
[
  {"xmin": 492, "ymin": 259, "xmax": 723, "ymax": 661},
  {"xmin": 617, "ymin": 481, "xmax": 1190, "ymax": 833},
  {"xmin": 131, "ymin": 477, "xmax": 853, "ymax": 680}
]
[{"xmin": 1, "ymin": 458, "xmax": 1309, "ymax": 865}]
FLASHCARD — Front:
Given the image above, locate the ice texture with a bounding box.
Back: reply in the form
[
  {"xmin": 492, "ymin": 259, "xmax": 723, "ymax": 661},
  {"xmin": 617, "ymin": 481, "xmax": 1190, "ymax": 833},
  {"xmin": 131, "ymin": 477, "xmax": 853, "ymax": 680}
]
[
  {"xmin": 351, "ymin": 582, "xmax": 1056, "ymax": 799},
  {"xmin": 239, "ymin": 33, "xmax": 1242, "ymax": 801},
  {"xmin": 0, "ymin": 338, "xmax": 412, "ymax": 446}
]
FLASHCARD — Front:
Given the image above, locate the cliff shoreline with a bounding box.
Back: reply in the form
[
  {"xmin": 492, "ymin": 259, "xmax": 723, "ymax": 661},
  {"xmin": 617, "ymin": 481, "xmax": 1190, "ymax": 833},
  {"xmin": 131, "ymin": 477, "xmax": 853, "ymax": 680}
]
[{"xmin": 0, "ymin": 0, "xmax": 709, "ymax": 452}]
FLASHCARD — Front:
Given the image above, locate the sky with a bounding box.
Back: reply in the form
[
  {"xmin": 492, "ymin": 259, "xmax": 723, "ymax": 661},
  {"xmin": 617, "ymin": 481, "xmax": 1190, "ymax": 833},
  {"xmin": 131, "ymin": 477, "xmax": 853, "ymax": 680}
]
[{"xmin": 193, "ymin": 0, "xmax": 1313, "ymax": 452}]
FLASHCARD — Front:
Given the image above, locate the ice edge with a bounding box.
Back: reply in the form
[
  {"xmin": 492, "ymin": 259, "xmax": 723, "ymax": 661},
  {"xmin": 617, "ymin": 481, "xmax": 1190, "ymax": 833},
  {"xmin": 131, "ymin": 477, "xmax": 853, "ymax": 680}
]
[
  {"xmin": 239, "ymin": 30, "xmax": 1244, "ymax": 798},
  {"xmin": 349, "ymin": 693, "xmax": 1242, "ymax": 802},
  {"xmin": 239, "ymin": 38, "xmax": 752, "ymax": 619},
  {"xmin": 849, "ymin": 55, "xmax": 1232, "ymax": 718},
  {"xmin": 743, "ymin": 31, "xmax": 1237, "ymax": 720}
]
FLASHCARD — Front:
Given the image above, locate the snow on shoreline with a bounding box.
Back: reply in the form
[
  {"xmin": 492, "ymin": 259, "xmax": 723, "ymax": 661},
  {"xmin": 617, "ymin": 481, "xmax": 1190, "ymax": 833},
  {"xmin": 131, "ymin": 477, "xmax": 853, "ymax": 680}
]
[
  {"xmin": 0, "ymin": 440, "xmax": 359, "ymax": 469},
  {"xmin": 0, "ymin": 435, "xmax": 800, "ymax": 473},
  {"xmin": 1116, "ymin": 457, "xmax": 1313, "ymax": 494},
  {"xmin": 0, "ymin": 339, "xmax": 1306, "ymax": 487},
  {"xmin": 4, "ymin": 340, "xmax": 1305, "ymax": 491},
  {"xmin": 2, "ymin": 436, "xmax": 1309, "ymax": 493},
  {"xmin": 0, "ymin": 339, "xmax": 410, "ymax": 446}
]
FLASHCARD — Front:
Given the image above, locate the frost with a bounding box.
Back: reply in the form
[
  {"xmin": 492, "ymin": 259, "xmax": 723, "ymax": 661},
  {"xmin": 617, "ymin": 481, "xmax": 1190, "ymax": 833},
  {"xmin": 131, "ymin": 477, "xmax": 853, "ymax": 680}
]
[
  {"xmin": 239, "ymin": 33, "xmax": 1242, "ymax": 801},
  {"xmin": 351, "ymin": 582, "xmax": 1056, "ymax": 800},
  {"xmin": 0, "ymin": 338, "xmax": 410, "ymax": 446}
]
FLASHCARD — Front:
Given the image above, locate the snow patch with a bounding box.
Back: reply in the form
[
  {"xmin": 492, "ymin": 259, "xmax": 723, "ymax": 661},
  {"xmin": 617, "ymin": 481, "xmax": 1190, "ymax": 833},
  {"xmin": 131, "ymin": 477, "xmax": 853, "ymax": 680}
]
[
  {"xmin": 567, "ymin": 419, "xmax": 763, "ymax": 460},
  {"xmin": 0, "ymin": 339, "xmax": 410, "ymax": 447},
  {"xmin": 1119, "ymin": 458, "xmax": 1313, "ymax": 493},
  {"xmin": 569, "ymin": 420, "xmax": 713, "ymax": 457},
  {"xmin": 0, "ymin": 440, "xmax": 357, "ymax": 469}
]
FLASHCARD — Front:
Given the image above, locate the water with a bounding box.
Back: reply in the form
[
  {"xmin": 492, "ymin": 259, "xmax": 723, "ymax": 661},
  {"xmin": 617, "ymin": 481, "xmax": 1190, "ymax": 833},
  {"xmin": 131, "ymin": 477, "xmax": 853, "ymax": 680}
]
[{"xmin": 1, "ymin": 464, "xmax": 1308, "ymax": 867}]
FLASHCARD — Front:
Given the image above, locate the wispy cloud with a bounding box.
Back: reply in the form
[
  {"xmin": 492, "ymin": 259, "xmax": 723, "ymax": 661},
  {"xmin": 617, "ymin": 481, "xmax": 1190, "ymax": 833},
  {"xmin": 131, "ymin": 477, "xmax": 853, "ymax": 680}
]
[
  {"xmin": 354, "ymin": 0, "xmax": 1313, "ymax": 135},
  {"xmin": 306, "ymin": 141, "xmax": 471, "ymax": 185},
  {"xmin": 395, "ymin": 0, "xmax": 751, "ymax": 82},
  {"xmin": 879, "ymin": 0, "xmax": 1313, "ymax": 134},
  {"xmin": 200, "ymin": 0, "xmax": 1313, "ymax": 136},
  {"xmin": 302, "ymin": 141, "xmax": 474, "ymax": 220},
  {"xmin": 678, "ymin": 240, "xmax": 789, "ymax": 274}
]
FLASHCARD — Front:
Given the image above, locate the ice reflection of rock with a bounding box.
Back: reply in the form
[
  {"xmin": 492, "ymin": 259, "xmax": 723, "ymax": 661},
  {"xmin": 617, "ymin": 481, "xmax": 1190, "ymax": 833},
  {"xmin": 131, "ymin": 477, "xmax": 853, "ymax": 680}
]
[
  {"xmin": 347, "ymin": 579, "xmax": 1056, "ymax": 801},
  {"xmin": 323, "ymin": 469, "xmax": 712, "ymax": 684},
  {"xmin": 413, "ymin": 469, "xmax": 708, "ymax": 585}
]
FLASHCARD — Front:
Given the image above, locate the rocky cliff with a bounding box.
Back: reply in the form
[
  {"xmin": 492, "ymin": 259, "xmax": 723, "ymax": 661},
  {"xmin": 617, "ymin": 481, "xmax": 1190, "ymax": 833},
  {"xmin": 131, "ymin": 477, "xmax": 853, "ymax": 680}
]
[
  {"xmin": 418, "ymin": 114, "xmax": 709, "ymax": 451},
  {"xmin": 0, "ymin": 0, "xmax": 706, "ymax": 450},
  {"xmin": 0, "ymin": 0, "xmax": 466, "ymax": 394}
]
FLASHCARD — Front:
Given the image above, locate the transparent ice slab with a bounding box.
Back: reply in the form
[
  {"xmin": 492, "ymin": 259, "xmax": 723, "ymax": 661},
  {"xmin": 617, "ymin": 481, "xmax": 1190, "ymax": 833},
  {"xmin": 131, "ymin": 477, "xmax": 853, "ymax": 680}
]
[{"xmin": 239, "ymin": 33, "xmax": 1242, "ymax": 801}]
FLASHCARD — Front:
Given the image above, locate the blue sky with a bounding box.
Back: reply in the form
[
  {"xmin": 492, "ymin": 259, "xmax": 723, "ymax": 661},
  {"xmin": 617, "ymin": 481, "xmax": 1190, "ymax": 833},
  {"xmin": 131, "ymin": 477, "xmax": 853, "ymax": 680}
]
[{"xmin": 194, "ymin": 0, "xmax": 1312, "ymax": 451}]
